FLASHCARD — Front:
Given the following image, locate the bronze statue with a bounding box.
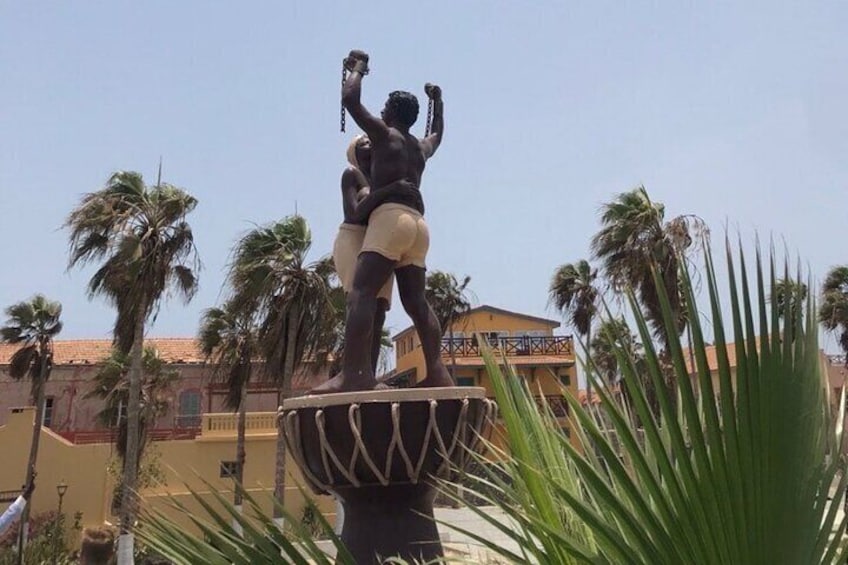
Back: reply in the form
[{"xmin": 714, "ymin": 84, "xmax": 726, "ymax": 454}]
[
  {"xmin": 312, "ymin": 49, "xmax": 452, "ymax": 393},
  {"xmin": 333, "ymin": 134, "xmax": 402, "ymax": 375}
]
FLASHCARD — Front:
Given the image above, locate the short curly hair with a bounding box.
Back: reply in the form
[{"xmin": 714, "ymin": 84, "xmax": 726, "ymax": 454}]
[{"xmin": 385, "ymin": 91, "xmax": 419, "ymax": 128}]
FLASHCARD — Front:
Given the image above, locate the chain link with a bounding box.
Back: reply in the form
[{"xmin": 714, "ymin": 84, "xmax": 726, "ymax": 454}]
[
  {"xmin": 425, "ymin": 97, "xmax": 434, "ymax": 137},
  {"xmin": 340, "ymin": 66, "xmax": 347, "ymax": 133}
]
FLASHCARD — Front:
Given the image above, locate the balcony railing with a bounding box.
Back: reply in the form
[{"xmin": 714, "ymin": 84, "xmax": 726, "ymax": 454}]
[
  {"xmin": 175, "ymin": 414, "xmax": 202, "ymax": 429},
  {"xmin": 201, "ymin": 412, "xmax": 277, "ymax": 435},
  {"xmin": 59, "ymin": 427, "xmax": 201, "ymax": 445},
  {"xmin": 829, "ymin": 354, "xmax": 847, "ymax": 367},
  {"xmin": 440, "ymin": 336, "xmax": 573, "ymax": 358},
  {"xmin": 535, "ymin": 395, "xmax": 569, "ymax": 418}
]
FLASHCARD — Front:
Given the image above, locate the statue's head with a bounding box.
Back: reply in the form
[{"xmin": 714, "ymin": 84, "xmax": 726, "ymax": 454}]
[
  {"xmin": 381, "ymin": 91, "xmax": 419, "ymax": 130},
  {"xmin": 346, "ymin": 134, "xmax": 372, "ymax": 173}
]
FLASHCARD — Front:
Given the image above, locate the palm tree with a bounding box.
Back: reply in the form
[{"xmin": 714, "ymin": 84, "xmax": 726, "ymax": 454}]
[
  {"xmin": 85, "ymin": 347, "xmax": 178, "ymax": 511},
  {"xmin": 820, "ymin": 265, "xmax": 848, "ymax": 357},
  {"xmin": 772, "ymin": 278, "xmax": 808, "ymax": 331},
  {"xmin": 549, "ymin": 260, "xmax": 599, "ymax": 396},
  {"xmin": 198, "ymin": 301, "xmax": 259, "ymax": 516},
  {"xmin": 425, "ymin": 271, "xmax": 473, "ymax": 378},
  {"xmin": 590, "ymin": 186, "xmax": 705, "ymax": 349},
  {"xmin": 0, "ymin": 294, "xmax": 62, "ymax": 556},
  {"xmin": 590, "ymin": 317, "xmax": 636, "ymax": 386},
  {"xmin": 590, "ymin": 317, "xmax": 655, "ymax": 416},
  {"xmin": 228, "ymin": 215, "xmax": 337, "ymax": 525},
  {"xmin": 66, "ymin": 170, "xmax": 199, "ymax": 554}
]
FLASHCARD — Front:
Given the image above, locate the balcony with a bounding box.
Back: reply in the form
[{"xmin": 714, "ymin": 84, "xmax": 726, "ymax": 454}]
[
  {"xmin": 201, "ymin": 412, "xmax": 277, "ymax": 436},
  {"xmin": 535, "ymin": 395, "xmax": 569, "ymax": 418},
  {"xmin": 439, "ymin": 336, "xmax": 574, "ymax": 358},
  {"xmin": 59, "ymin": 427, "xmax": 201, "ymax": 444}
]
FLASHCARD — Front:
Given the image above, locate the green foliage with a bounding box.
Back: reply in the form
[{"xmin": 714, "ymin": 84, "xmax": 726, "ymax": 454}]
[
  {"xmin": 138, "ymin": 480, "xmax": 355, "ymax": 564},
  {"xmin": 136, "ymin": 238, "xmax": 848, "ymax": 564},
  {"xmin": 0, "ymin": 511, "xmax": 81, "ymax": 565},
  {"xmin": 0, "ymin": 294, "xmax": 63, "ymax": 389},
  {"xmin": 227, "ymin": 215, "xmax": 338, "ymax": 385},
  {"xmin": 65, "ymin": 170, "xmax": 199, "ymax": 353},
  {"xmin": 771, "ymin": 277, "xmax": 808, "ymax": 319},
  {"xmin": 85, "ymin": 347, "xmax": 178, "ymax": 461},
  {"xmin": 442, "ymin": 242, "xmax": 848, "ymax": 564},
  {"xmin": 425, "ymin": 271, "xmax": 474, "ymax": 336},
  {"xmin": 590, "ymin": 186, "xmax": 706, "ymax": 347},
  {"xmin": 198, "ymin": 301, "xmax": 259, "ymax": 411},
  {"xmin": 549, "ymin": 259, "xmax": 598, "ymax": 341},
  {"xmin": 820, "ymin": 265, "xmax": 848, "ymax": 356}
]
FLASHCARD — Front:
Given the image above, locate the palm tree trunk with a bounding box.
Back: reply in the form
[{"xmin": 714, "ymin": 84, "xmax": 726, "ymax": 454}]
[
  {"xmin": 16, "ymin": 346, "xmax": 50, "ymax": 563},
  {"xmin": 449, "ymin": 319, "xmax": 457, "ymax": 379},
  {"xmin": 235, "ymin": 377, "xmax": 248, "ymax": 505},
  {"xmin": 584, "ymin": 327, "xmax": 592, "ymax": 404},
  {"xmin": 118, "ymin": 295, "xmax": 147, "ymax": 565},
  {"xmin": 233, "ymin": 375, "xmax": 248, "ymax": 535},
  {"xmin": 274, "ymin": 305, "xmax": 299, "ymax": 527}
]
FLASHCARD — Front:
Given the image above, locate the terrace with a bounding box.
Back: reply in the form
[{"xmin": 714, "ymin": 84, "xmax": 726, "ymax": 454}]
[{"xmin": 439, "ymin": 335, "xmax": 574, "ymax": 358}]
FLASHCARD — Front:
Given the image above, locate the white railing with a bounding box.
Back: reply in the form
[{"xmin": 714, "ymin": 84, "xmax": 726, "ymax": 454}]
[{"xmin": 201, "ymin": 412, "xmax": 277, "ymax": 435}]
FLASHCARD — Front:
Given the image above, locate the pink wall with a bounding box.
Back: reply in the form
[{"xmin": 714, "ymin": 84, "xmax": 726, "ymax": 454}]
[{"xmin": 0, "ymin": 362, "xmax": 328, "ymax": 432}]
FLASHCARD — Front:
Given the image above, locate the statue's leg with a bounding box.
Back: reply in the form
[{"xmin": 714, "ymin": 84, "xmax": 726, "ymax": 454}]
[
  {"xmin": 371, "ymin": 297, "xmax": 389, "ymax": 375},
  {"xmin": 395, "ymin": 265, "xmax": 454, "ymax": 388},
  {"xmin": 311, "ymin": 251, "xmax": 395, "ymax": 394}
]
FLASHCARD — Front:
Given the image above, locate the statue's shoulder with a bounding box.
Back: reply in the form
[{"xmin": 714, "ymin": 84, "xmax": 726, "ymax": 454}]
[{"xmin": 342, "ymin": 166, "xmax": 368, "ymax": 186}]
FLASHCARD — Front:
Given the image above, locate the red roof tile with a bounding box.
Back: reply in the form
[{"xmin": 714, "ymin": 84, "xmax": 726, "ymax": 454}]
[{"xmin": 0, "ymin": 338, "xmax": 204, "ymax": 366}]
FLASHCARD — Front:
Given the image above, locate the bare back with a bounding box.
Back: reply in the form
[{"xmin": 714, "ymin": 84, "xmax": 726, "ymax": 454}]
[{"xmin": 369, "ymin": 128, "xmax": 427, "ymax": 190}]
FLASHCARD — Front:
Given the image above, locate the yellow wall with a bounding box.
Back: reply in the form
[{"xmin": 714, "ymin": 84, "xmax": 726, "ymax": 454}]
[
  {"xmin": 395, "ymin": 308, "xmax": 559, "ymax": 376},
  {"xmin": 0, "ymin": 408, "xmax": 334, "ymax": 547},
  {"xmin": 394, "ymin": 307, "xmax": 578, "ymax": 446},
  {"xmin": 395, "ymin": 309, "xmax": 574, "ymax": 392}
]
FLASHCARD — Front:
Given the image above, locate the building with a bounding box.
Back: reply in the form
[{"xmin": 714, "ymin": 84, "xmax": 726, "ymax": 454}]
[
  {"xmin": 0, "ymin": 339, "xmax": 333, "ymax": 547},
  {"xmin": 391, "ymin": 305, "xmax": 577, "ymax": 431},
  {"xmin": 0, "ymin": 338, "xmax": 326, "ymax": 441},
  {"xmin": 0, "ymin": 406, "xmax": 333, "ymax": 545}
]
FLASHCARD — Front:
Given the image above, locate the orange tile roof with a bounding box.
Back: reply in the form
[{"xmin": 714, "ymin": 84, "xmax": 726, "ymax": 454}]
[
  {"xmin": 682, "ymin": 339, "xmax": 766, "ymax": 374},
  {"xmin": 0, "ymin": 338, "xmax": 204, "ymax": 366}
]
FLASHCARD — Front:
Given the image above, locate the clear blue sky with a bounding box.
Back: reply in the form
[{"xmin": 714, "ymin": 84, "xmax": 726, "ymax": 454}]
[{"xmin": 2, "ymin": 2, "xmax": 846, "ymax": 353}]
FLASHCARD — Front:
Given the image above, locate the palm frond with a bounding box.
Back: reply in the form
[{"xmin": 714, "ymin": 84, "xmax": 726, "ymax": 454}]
[
  {"xmin": 446, "ymin": 240, "xmax": 847, "ymax": 564},
  {"xmin": 138, "ymin": 479, "xmax": 354, "ymax": 565},
  {"xmin": 7, "ymin": 345, "xmax": 39, "ymax": 381}
]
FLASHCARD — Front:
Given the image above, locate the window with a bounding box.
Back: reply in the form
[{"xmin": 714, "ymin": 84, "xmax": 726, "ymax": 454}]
[
  {"xmin": 456, "ymin": 376, "xmax": 475, "ymax": 387},
  {"xmin": 483, "ymin": 332, "xmax": 507, "ymax": 346},
  {"xmin": 559, "ymin": 374, "xmax": 571, "ymax": 387},
  {"xmin": 42, "ymin": 396, "xmax": 55, "ymax": 428},
  {"xmin": 177, "ymin": 390, "xmax": 202, "ymax": 428},
  {"xmin": 114, "ymin": 399, "xmax": 126, "ymax": 427},
  {"xmin": 220, "ymin": 461, "xmax": 238, "ymax": 478}
]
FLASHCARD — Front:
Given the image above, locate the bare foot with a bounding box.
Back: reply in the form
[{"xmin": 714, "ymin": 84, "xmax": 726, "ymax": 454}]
[
  {"xmin": 309, "ymin": 371, "xmax": 378, "ymax": 394},
  {"xmin": 415, "ymin": 364, "xmax": 455, "ymax": 388}
]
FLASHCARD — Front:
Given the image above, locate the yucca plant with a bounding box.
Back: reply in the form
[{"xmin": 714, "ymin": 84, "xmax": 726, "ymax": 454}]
[{"xmin": 440, "ymin": 241, "xmax": 848, "ymax": 564}]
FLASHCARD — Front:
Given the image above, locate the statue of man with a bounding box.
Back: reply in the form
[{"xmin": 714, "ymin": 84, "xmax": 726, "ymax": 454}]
[
  {"xmin": 333, "ymin": 134, "xmax": 395, "ymax": 375},
  {"xmin": 312, "ymin": 49, "xmax": 453, "ymax": 393}
]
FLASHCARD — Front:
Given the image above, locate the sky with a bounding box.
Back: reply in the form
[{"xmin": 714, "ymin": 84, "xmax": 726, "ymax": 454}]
[{"xmin": 1, "ymin": 2, "xmax": 847, "ymax": 356}]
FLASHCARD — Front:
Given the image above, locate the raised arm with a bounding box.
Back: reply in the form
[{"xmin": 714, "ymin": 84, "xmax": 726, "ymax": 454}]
[
  {"xmin": 421, "ymin": 83, "xmax": 444, "ymax": 159},
  {"xmin": 342, "ymin": 51, "xmax": 389, "ymax": 141}
]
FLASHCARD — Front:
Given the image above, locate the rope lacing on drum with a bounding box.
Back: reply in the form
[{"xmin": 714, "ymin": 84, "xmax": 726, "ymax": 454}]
[{"xmin": 283, "ymin": 397, "xmax": 498, "ymax": 492}]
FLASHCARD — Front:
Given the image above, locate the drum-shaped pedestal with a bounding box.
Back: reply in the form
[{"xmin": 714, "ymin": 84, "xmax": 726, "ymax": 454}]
[{"xmin": 281, "ymin": 387, "xmax": 495, "ymax": 564}]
